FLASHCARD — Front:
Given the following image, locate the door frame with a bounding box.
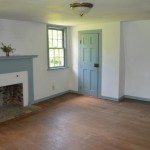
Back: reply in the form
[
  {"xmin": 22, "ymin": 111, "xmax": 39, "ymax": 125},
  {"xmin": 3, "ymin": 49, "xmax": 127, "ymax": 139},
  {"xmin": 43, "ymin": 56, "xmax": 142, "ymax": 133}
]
[{"xmin": 78, "ymin": 30, "xmax": 102, "ymax": 98}]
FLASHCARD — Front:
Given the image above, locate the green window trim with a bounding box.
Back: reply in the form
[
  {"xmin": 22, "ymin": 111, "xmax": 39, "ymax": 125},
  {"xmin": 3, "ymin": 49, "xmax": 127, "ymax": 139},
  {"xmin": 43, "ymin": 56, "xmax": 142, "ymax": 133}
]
[{"xmin": 47, "ymin": 25, "xmax": 67, "ymax": 70}]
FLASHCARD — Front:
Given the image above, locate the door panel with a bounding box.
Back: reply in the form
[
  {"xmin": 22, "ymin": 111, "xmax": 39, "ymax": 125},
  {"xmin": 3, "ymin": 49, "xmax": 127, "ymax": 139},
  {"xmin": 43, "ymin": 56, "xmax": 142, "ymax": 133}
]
[{"xmin": 79, "ymin": 32, "xmax": 99, "ymax": 97}]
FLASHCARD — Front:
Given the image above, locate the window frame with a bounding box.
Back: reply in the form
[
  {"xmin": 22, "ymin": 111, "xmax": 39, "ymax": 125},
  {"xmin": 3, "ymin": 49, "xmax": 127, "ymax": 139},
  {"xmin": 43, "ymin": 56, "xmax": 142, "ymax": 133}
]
[{"xmin": 47, "ymin": 25, "xmax": 67, "ymax": 70}]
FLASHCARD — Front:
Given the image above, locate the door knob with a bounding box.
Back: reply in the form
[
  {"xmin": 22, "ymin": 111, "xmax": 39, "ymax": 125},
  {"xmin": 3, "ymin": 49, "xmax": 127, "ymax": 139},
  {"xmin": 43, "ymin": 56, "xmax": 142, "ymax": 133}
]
[{"xmin": 94, "ymin": 64, "xmax": 99, "ymax": 68}]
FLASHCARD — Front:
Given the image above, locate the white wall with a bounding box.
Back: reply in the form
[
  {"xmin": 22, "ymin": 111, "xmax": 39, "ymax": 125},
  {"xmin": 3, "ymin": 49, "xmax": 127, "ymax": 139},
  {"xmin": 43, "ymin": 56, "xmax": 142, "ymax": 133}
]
[
  {"xmin": 119, "ymin": 23, "xmax": 125, "ymax": 97},
  {"xmin": 2, "ymin": 18, "xmax": 149, "ymax": 102},
  {"xmin": 123, "ymin": 20, "xmax": 150, "ymax": 99},
  {"xmin": 0, "ymin": 19, "xmax": 71, "ymax": 101},
  {"xmin": 70, "ymin": 22, "xmax": 122, "ymax": 99}
]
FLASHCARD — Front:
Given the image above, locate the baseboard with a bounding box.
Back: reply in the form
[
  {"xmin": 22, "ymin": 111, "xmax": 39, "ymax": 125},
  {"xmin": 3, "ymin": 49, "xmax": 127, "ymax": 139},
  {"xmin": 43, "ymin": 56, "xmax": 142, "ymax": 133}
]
[
  {"xmin": 67, "ymin": 92, "xmax": 150, "ymax": 102},
  {"xmin": 34, "ymin": 90, "xmax": 150, "ymax": 104},
  {"xmin": 34, "ymin": 91, "xmax": 70, "ymax": 104},
  {"xmin": 70, "ymin": 90, "xmax": 124, "ymax": 102},
  {"xmin": 101, "ymin": 95, "xmax": 150, "ymax": 102},
  {"xmin": 99, "ymin": 96, "xmax": 120, "ymax": 102},
  {"xmin": 68, "ymin": 90, "xmax": 79, "ymax": 94},
  {"xmin": 124, "ymin": 95, "xmax": 150, "ymax": 102}
]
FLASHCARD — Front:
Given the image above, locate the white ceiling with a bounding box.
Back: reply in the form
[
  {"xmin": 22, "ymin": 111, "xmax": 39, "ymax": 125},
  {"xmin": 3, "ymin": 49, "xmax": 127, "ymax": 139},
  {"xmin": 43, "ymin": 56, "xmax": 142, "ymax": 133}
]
[{"xmin": 0, "ymin": 0, "xmax": 150, "ymax": 26}]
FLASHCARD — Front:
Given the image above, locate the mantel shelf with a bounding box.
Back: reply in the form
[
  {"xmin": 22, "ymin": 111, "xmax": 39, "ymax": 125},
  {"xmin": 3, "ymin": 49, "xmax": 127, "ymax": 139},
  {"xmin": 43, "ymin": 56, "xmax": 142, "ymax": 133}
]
[{"xmin": 0, "ymin": 55, "xmax": 38, "ymax": 60}]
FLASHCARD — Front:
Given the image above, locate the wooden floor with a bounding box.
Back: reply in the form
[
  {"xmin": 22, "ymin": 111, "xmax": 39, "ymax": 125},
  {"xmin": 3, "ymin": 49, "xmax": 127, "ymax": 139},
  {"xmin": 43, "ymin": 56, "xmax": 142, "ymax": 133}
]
[{"xmin": 0, "ymin": 93, "xmax": 150, "ymax": 150}]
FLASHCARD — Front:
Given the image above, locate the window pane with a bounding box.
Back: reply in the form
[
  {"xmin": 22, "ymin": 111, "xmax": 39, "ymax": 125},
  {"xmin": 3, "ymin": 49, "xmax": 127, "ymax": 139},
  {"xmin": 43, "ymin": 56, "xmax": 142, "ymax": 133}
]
[
  {"xmin": 49, "ymin": 40, "xmax": 53, "ymax": 48},
  {"xmin": 53, "ymin": 39, "xmax": 58, "ymax": 47},
  {"xmin": 55, "ymin": 49, "xmax": 59, "ymax": 57},
  {"xmin": 50, "ymin": 58, "xmax": 54, "ymax": 67},
  {"xmin": 54, "ymin": 49, "xmax": 58, "ymax": 66},
  {"xmin": 53, "ymin": 30, "xmax": 57, "ymax": 39},
  {"xmin": 58, "ymin": 40, "xmax": 62, "ymax": 48},
  {"xmin": 59, "ymin": 57, "xmax": 64, "ymax": 66},
  {"xmin": 60, "ymin": 49, "xmax": 64, "ymax": 57},
  {"xmin": 58, "ymin": 31, "xmax": 62, "ymax": 39},
  {"xmin": 55, "ymin": 58, "xmax": 59, "ymax": 67},
  {"xmin": 49, "ymin": 49, "xmax": 54, "ymax": 57},
  {"xmin": 48, "ymin": 30, "xmax": 52, "ymax": 39}
]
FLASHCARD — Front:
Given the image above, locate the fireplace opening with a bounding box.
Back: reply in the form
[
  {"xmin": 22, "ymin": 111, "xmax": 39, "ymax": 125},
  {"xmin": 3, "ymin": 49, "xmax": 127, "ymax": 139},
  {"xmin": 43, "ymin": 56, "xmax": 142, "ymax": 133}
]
[
  {"xmin": 0, "ymin": 82, "xmax": 40, "ymax": 123},
  {"xmin": 0, "ymin": 83, "xmax": 23, "ymax": 107}
]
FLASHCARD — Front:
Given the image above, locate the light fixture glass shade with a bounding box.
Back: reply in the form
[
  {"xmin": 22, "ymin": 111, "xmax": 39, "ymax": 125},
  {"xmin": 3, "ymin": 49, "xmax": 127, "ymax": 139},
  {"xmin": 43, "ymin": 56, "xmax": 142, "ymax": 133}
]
[{"xmin": 70, "ymin": 2, "xmax": 93, "ymax": 17}]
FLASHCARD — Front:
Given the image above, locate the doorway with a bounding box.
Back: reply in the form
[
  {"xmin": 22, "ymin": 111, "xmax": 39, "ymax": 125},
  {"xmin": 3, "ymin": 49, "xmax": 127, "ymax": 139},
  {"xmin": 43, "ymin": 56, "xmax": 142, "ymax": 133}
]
[{"xmin": 78, "ymin": 30, "xmax": 102, "ymax": 97}]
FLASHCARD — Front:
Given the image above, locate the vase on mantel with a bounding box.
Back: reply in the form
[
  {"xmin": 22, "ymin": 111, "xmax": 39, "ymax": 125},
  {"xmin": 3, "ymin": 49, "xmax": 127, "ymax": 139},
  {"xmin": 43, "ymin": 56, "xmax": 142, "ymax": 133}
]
[
  {"xmin": 6, "ymin": 51, "xmax": 10, "ymax": 56},
  {"xmin": 1, "ymin": 43, "xmax": 16, "ymax": 57}
]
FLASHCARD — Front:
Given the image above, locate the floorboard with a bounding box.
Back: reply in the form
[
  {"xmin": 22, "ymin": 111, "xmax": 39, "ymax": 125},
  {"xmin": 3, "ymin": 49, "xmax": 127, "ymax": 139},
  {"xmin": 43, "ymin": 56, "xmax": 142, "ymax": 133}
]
[{"xmin": 0, "ymin": 93, "xmax": 150, "ymax": 150}]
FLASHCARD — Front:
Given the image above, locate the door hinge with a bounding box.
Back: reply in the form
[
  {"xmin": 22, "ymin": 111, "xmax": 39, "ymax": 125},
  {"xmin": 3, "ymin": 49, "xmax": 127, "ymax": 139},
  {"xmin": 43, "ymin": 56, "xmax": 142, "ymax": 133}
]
[{"xmin": 80, "ymin": 40, "xmax": 81, "ymax": 44}]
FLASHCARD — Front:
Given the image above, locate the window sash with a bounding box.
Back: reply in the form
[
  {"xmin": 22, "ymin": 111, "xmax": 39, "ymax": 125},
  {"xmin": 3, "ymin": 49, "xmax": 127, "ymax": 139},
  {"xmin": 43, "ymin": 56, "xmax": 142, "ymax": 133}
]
[
  {"xmin": 48, "ymin": 29, "xmax": 64, "ymax": 49},
  {"xmin": 47, "ymin": 25, "xmax": 67, "ymax": 69},
  {"xmin": 49, "ymin": 48, "xmax": 65, "ymax": 68}
]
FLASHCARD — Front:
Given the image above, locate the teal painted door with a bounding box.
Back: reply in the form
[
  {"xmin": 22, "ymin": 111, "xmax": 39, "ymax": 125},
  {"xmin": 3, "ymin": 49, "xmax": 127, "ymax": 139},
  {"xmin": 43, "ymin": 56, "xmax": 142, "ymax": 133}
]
[{"xmin": 79, "ymin": 32, "xmax": 99, "ymax": 97}]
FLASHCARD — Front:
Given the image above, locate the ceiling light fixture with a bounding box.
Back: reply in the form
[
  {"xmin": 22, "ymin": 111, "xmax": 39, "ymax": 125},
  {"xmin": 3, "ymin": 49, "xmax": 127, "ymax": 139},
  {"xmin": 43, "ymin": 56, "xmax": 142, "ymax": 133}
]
[{"xmin": 70, "ymin": 2, "xmax": 93, "ymax": 17}]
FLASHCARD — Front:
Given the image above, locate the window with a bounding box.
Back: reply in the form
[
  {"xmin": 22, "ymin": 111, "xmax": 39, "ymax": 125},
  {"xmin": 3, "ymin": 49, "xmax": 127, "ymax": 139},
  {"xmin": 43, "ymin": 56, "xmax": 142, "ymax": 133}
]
[{"xmin": 47, "ymin": 25, "xmax": 67, "ymax": 69}]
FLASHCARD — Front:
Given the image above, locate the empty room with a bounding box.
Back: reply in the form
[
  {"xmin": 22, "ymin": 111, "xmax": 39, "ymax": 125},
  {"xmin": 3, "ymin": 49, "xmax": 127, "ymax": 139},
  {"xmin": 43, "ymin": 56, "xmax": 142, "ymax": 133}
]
[{"xmin": 0, "ymin": 0, "xmax": 150, "ymax": 150}]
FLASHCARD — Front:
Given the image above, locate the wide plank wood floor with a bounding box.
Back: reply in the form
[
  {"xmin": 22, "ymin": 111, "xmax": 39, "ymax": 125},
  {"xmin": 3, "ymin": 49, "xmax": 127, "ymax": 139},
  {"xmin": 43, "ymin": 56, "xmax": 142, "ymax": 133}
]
[{"xmin": 0, "ymin": 93, "xmax": 150, "ymax": 150}]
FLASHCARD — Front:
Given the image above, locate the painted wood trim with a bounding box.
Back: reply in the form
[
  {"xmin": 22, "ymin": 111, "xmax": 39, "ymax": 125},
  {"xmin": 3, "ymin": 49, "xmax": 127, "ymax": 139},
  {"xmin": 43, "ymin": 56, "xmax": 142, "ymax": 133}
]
[
  {"xmin": 47, "ymin": 25, "xmax": 68, "ymax": 70},
  {"xmin": 34, "ymin": 91, "xmax": 69, "ymax": 104},
  {"xmin": 34, "ymin": 91, "xmax": 150, "ymax": 104},
  {"xmin": 124, "ymin": 95, "xmax": 150, "ymax": 102},
  {"xmin": 0, "ymin": 56, "xmax": 38, "ymax": 105},
  {"xmin": 0, "ymin": 55, "xmax": 38, "ymax": 60},
  {"xmin": 100, "ymin": 96, "xmax": 120, "ymax": 101}
]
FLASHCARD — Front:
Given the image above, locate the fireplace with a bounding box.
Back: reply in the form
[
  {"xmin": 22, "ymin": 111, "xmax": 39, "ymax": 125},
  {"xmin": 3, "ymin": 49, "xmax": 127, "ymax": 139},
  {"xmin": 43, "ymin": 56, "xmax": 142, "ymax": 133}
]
[
  {"xmin": 0, "ymin": 83, "xmax": 23, "ymax": 106},
  {"xmin": 0, "ymin": 71, "xmax": 28, "ymax": 106},
  {"xmin": 0, "ymin": 55, "xmax": 37, "ymax": 105}
]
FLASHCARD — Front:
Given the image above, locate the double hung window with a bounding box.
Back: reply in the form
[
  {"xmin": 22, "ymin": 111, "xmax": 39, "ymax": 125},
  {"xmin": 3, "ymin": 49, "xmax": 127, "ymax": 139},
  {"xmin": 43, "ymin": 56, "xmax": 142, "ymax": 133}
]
[{"xmin": 47, "ymin": 25, "xmax": 67, "ymax": 69}]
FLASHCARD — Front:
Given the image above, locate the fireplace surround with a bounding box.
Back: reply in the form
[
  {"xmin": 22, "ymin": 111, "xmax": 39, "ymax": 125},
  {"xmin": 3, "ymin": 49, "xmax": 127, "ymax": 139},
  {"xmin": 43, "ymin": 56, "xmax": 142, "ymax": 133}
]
[
  {"xmin": 0, "ymin": 71, "xmax": 28, "ymax": 106},
  {"xmin": 0, "ymin": 55, "xmax": 37, "ymax": 105}
]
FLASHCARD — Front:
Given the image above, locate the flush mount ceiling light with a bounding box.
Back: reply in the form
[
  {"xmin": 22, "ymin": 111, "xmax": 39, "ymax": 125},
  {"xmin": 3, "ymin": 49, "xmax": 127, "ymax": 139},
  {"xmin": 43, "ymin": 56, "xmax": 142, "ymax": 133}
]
[{"xmin": 70, "ymin": 2, "xmax": 93, "ymax": 17}]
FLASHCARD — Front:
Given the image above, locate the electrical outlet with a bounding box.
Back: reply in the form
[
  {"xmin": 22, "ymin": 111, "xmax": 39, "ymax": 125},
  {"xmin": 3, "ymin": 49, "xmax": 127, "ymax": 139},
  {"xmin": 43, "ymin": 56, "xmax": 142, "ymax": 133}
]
[{"xmin": 52, "ymin": 85, "xmax": 55, "ymax": 90}]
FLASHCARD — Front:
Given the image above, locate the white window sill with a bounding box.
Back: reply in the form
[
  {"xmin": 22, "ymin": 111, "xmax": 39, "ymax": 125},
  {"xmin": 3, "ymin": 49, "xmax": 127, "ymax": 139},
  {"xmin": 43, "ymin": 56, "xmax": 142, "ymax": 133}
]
[{"xmin": 47, "ymin": 66, "xmax": 69, "ymax": 71}]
